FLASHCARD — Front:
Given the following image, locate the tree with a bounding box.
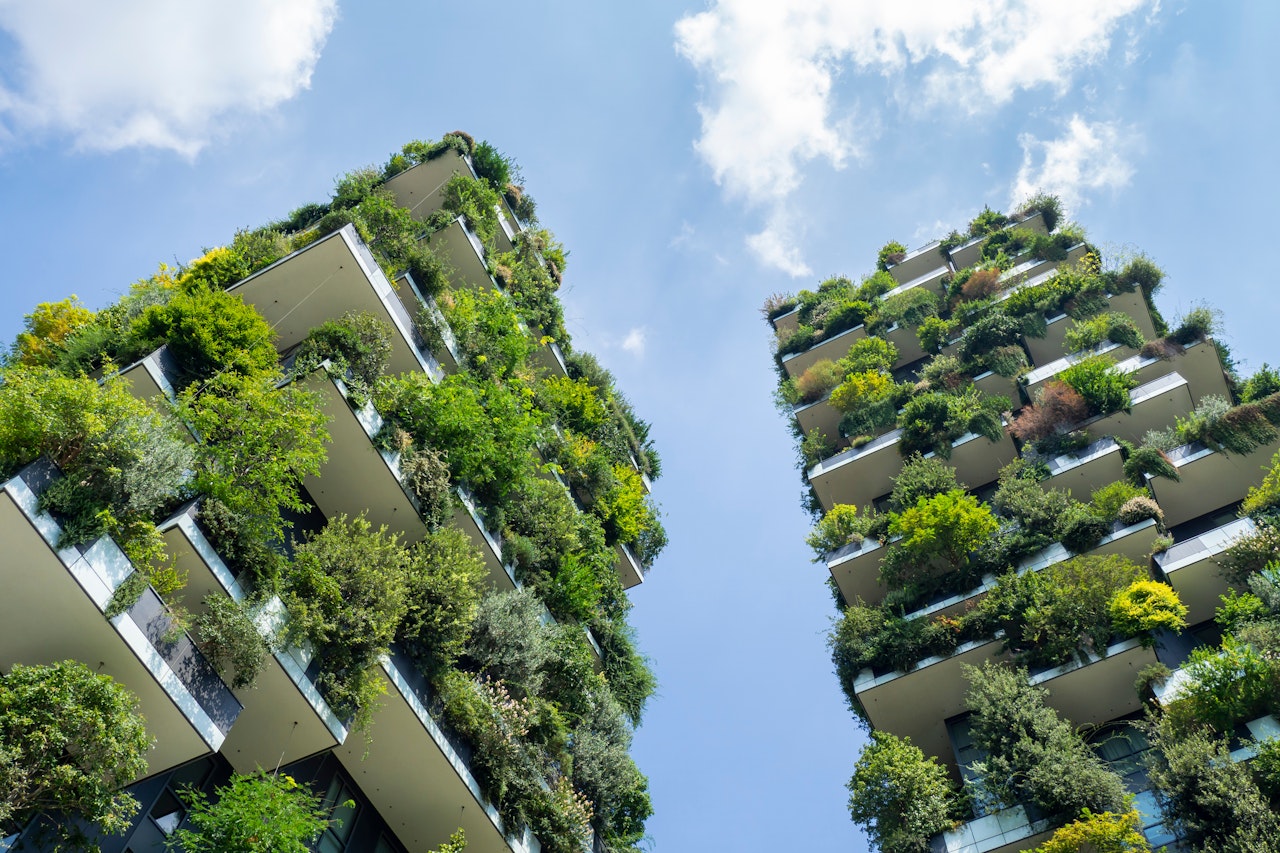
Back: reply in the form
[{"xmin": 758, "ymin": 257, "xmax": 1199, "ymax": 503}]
[
  {"xmin": 167, "ymin": 772, "xmax": 329, "ymax": 853},
  {"xmin": 399, "ymin": 527, "xmax": 488, "ymax": 677},
  {"xmin": 847, "ymin": 731, "xmax": 959, "ymax": 853},
  {"xmin": 887, "ymin": 489, "xmax": 997, "ymax": 568},
  {"xmin": 0, "ymin": 661, "xmax": 149, "ymax": 838},
  {"xmin": 963, "ymin": 663, "xmax": 1126, "ymax": 822}
]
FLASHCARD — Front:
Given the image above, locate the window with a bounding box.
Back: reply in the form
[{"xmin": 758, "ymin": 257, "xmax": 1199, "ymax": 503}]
[
  {"xmin": 316, "ymin": 777, "xmax": 358, "ymax": 853},
  {"xmin": 150, "ymin": 756, "xmax": 216, "ymax": 836}
]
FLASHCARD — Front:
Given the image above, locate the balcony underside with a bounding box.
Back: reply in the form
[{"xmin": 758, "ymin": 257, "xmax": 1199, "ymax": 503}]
[
  {"xmin": 1156, "ymin": 518, "xmax": 1256, "ymax": 624},
  {"xmin": 1150, "ymin": 437, "xmax": 1280, "ymax": 527},
  {"xmin": 1030, "ymin": 639, "xmax": 1158, "ymax": 728},
  {"xmin": 0, "ymin": 470, "xmax": 235, "ymax": 779},
  {"xmin": 335, "ymin": 660, "xmax": 525, "ymax": 853},
  {"xmin": 781, "ymin": 324, "xmax": 868, "ymax": 379},
  {"xmin": 1028, "ymin": 290, "xmax": 1156, "ymax": 368},
  {"xmin": 161, "ymin": 512, "xmax": 347, "ymax": 773},
  {"xmin": 384, "ymin": 149, "xmax": 474, "ymax": 222}
]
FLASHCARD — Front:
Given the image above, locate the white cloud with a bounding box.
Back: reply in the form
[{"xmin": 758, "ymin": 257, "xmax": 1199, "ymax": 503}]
[
  {"xmin": 621, "ymin": 327, "xmax": 647, "ymax": 357},
  {"xmin": 675, "ymin": 0, "xmax": 1156, "ymax": 272},
  {"xmin": 0, "ymin": 0, "xmax": 337, "ymax": 156},
  {"xmin": 746, "ymin": 210, "xmax": 812, "ymax": 277},
  {"xmin": 1010, "ymin": 116, "xmax": 1138, "ymax": 214}
]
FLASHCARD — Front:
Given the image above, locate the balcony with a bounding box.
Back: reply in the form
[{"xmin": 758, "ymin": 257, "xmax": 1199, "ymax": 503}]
[
  {"xmin": 1113, "ymin": 339, "xmax": 1229, "ymax": 408},
  {"xmin": 1148, "ymin": 437, "xmax": 1280, "ymax": 527},
  {"xmin": 1023, "ymin": 342, "xmax": 1132, "ymax": 401},
  {"xmin": 392, "ymin": 272, "xmax": 464, "ymax": 374},
  {"xmin": 930, "ymin": 804, "xmax": 1053, "ymax": 853},
  {"xmin": 1030, "ymin": 637, "xmax": 1160, "ymax": 729},
  {"xmin": 770, "ymin": 304, "xmax": 801, "ymax": 337},
  {"xmin": 1085, "ymin": 371, "xmax": 1194, "ymax": 444},
  {"xmin": 884, "ymin": 263, "xmax": 951, "ymax": 299},
  {"xmin": 116, "ymin": 345, "xmax": 182, "ymax": 407},
  {"xmin": 616, "ymin": 541, "xmax": 646, "ymax": 589},
  {"xmin": 1027, "ymin": 289, "xmax": 1156, "ymax": 368},
  {"xmin": 297, "ymin": 367, "xmax": 429, "ymax": 546},
  {"xmin": 973, "ymin": 370, "xmax": 1022, "ymax": 410},
  {"xmin": 159, "ymin": 506, "xmax": 348, "ymax": 772},
  {"xmin": 425, "ymin": 217, "xmax": 496, "ymax": 292},
  {"xmin": 855, "ymin": 637, "xmax": 1004, "ymax": 773},
  {"xmin": 793, "ymin": 397, "xmax": 844, "ymax": 452},
  {"xmin": 1155, "ymin": 517, "xmax": 1256, "ymax": 624},
  {"xmin": 884, "ymin": 321, "xmax": 928, "ymax": 369},
  {"xmin": 809, "ymin": 426, "xmax": 1016, "ymax": 513},
  {"xmin": 383, "ymin": 148, "xmax": 475, "ymax": 222},
  {"xmin": 0, "ymin": 462, "xmax": 241, "ymax": 779},
  {"xmin": 947, "ymin": 210, "xmax": 1050, "ymax": 271},
  {"xmin": 228, "ymin": 224, "xmax": 442, "ymax": 379},
  {"xmin": 1042, "ymin": 437, "xmax": 1125, "ymax": 498},
  {"xmin": 902, "ymin": 518, "xmax": 1162, "ymax": 625},
  {"xmin": 886, "ymin": 240, "xmax": 949, "ymax": 286},
  {"xmin": 335, "ymin": 654, "xmax": 537, "ymax": 853},
  {"xmin": 998, "ymin": 243, "xmax": 1088, "ymax": 290},
  {"xmin": 780, "ymin": 323, "xmax": 868, "ymax": 379},
  {"xmin": 826, "ymin": 536, "xmax": 887, "ymax": 607}
]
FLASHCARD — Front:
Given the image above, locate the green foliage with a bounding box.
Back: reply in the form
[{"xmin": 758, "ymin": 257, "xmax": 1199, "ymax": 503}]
[
  {"xmin": 1173, "ymin": 634, "xmax": 1277, "ymax": 733},
  {"xmin": 1059, "ymin": 356, "xmax": 1136, "ymax": 416},
  {"xmin": 440, "ymin": 287, "xmax": 533, "ymax": 380},
  {"xmin": 1241, "ymin": 363, "xmax": 1280, "ymax": 404},
  {"xmin": 1015, "ymin": 193, "xmax": 1063, "ymax": 233},
  {"xmin": 1063, "ymin": 312, "xmax": 1144, "ymax": 354},
  {"xmin": 807, "ymin": 504, "xmax": 877, "ymax": 559},
  {"xmin": 877, "ymin": 240, "xmax": 907, "ymax": 271},
  {"xmin": 471, "ymin": 141, "xmax": 513, "ymax": 191},
  {"xmin": 129, "ymin": 286, "xmax": 278, "ymax": 383},
  {"xmin": 0, "ymin": 660, "xmax": 150, "ymax": 838},
  {"xmin": 888, "ymin": 490, "xmax": 998, "ymax": 568},
  {"xmin": 378, "ymin": 371, "xmax": 541, "ymax": 507},
  {"xmin": 981, "ymin": 555, "xmax": 1146, "ymax": 667},
  {"xmin": 1089, "ymin": 480, "xmax": 1146, "ymax": 522},
  {"xmin": 9, "ymin": 296, "xmax": 94, "ymax": 366},
  {"xmin": 873, "ymin": 287, "xmax": 939, "ymax": 333},
  {"xmin": 916, "ymin": 316, "xmax": 956, "ymax": 353},
  {"xmin": 284, "ymin": 515, "xmax": 410, "ymax": 729},
  {"xmin": 1121, "ymin": 442, "xmax": 1178, "ymax": 485},
  {"xmin": 292, "ymin": 311, "xmax": 393, "ymax": 405},
  {"xmin": 196, "ymin": 498, "xmax": 288, "ymax": 596},
  {"xmin": 968, "ymin": 207, "xmax": 1010, "ymax": 237},
  {"xmin": 959, "ymin": 313, "xmax": 1023, "ymax": 363},
  {"xmin": 398, "ymin": 440, "xmax": 454, "ymax": 530},
  {"xmin": 1215, "ymin": 589, "xmax": 1269, "ymax": 632},
  {"xmin": 1108, "ymin": 580, "xmax": 1187, "ymax": 641},
  {"xmin": 194, "ymin": 594, "xmax": 273, "ymax": 689},
  {"xmin": 331, "ymin": 165, "xmax": 385, "ymax": 210},
  {"xmin": 1146, "ymin": 715, "xmax": 1280, "ymax": 850},
  {"xmin": 180, "ymin": 372, "xmax": 329, "ymax": 543},
  {"xmin": 963, "ymin": 663, "xmax": 1126, "ymax": 822},
  {"xmin": 847, "ymin": 731, "xmax": 960, "ymax": 853},
  {"xmin": 1114, "ymin": 256, "xmax": 1164, "ymax": 295},
  {"xmin": 794, "ymin": 359, "xmax": 845, "ymax": 405},
  {"xmin": 1033, "ymin": 809, "xmax": 1151, "ymax": 853},
  {"xmin": 493, "ymin": 230, "xmax": 568, "ymax": 343},
  {"xmin": 399, "ymin": 527, "xmax": 488, "ymax": 677},
  {"xmin": 800, "ymin": 428, "xmax": 834, "ymax": 467},
  {"xmin": 438, "ymin": 173, "xmax": 503, "ymax": 249},
  {"xmin": 0, "ymin": 366, "xmax": 193, "ymax": 553},
  {"xmin": 898, "ymin": 388, "xmax": 1007, "ymax": 458},
  {"xmin": 168, "ymin": 772, "xmax": 331, "ymax": 853},
  {"xmin": 889, "ymin": 455, "xmax": 961, "ymax": 512}
]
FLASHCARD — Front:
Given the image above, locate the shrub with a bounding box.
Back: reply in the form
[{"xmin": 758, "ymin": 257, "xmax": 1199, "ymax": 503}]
[
  {"xmin": 9, "ymin": 296, "xmax": 95, "ymax": 366},
  {"xmin": 1089, "ymin": 480, "xmax": 1146, "ymax": 522},
  {"xmin": 1114, "ymin": 256, "xmax": 1163, "ymax": 295},
  {"xmin": 876, "ymin": 287, "xmax": 939, "ymax": 331},
  {"xmin": 800, "ymin": 428, "xmax": 835, "ymax": 467},
  {"xmin": 847, "ymin": 731, "xmax": 960, "ymax": 853},
  {"xmin": 193, "ymin": 594, "xmax": 272, "ymax": 689},
  {"xmin": 1015, "ymin": 193, "xmax": 1063, "ymax": 233},
  {"xmin": 888, "ymin": 490, "xmax": 998, "ymax": 568},
  {"xmin": 1063, "ymin": 312, "xmax": 1144, "ymax": 354},
  {"xmin": 981, "ymin": 555, "xmax": 1145, "ymax": 667},
  {"xmin": 1241, "ymin": 363, "xmax": 1280, "ymax": 404},
  {"xmin": 776, "ymin": 324, "xmax": 816, "ymax": 356},
  {"xmin": 1121, "ymin": 442, "xmax": 1178, "ymax": 485},
  {"xmin": 968, "ymin": 207, "xmax": 1010, "ymax": 237},
  {"xmin": 889, "ymin": 456, "xmax": 961, "ymax": 512},
  {"xmin": 1214, "ymin": 590, "xmax": 1269, "ymax": 632},
  {"xmin": 128, "ymin": 286, "xmax": 279, "ymax": 383},
  {"xmin": 1059, "ymin": 504, "xmax": 1109, "ymax": 553},
  {"xmin": 284, "ymin": 515, "xmax": 410, "ymax": 728},
  {"xmin": 963, "ymin": 663, "xmax": 1127, "ymax": 822},
  {"xmin": 916, "ymin": 316, "xmax": 956, "ymax": 353},
  {"xmin": 1010, "ymin": 381, "xmax": 1089, "ymax": 443},
  {"xmin": 399, "ymin": 527, "xmax": 488, "ymax": 677},
  {"xmin": 795, "ymin": 360, "xmax": 845, "ymax": 404},
  {"xmin": 1174, "ymin": 634, "xmax": 1277, "ymax": 733},
  {"xmin": 1116, "ymin": 496, "xmax": 1163, "ymax": 527},
  {"xmin": 761, "ymin": 293, "xmax": 798, "ymax": 320},
  {"xmin": 1059, "ymin": 356, "xmax": 1136, "ymax": 416},
  {"xmin": 877, "ymin": 240, "xmax": 907, "ymax": 271},
  {"xmin": 807, "ymin": 504, "xmax": 877, "ymax": 559},
  {"xmin": 993, "ymin": 463, "xmax": 1073, "ymax": 541},
  {"xmin": 441, "ymin": 287, "xmax": 533, "ymax": 380},
  {"xmin": 1168, "ymin": 305, "xmax": 1217, "ymax": 345},
  {"xmin": 292, "ymin": 311, "xmax": 392, "ymax": 405},
  {"xmin": 959, "ymin": 313, "xmax": 1023, "ymax": 363},
  {"xmin": 829, "ymin": 369, "xmax": 893, "ymax": 413},
  {"xmin": 898, "ymin": 389, "xmax": 1006, "ymax": 458},
  {"xmin": 960, "ymin": 267, "xmax": 1001, "ymax": 302},
  {"xmin": 471, "ymin": 140, "xmax": 512, "ymax": 190},
  {"xmin": 1108, "ymin": 581, "xmax": 1187, "ymax": 641},
  {"xmin": 1034, "ymin": 809, "xmax": 1151, "ymax": 853},
  {"xmin": 977, "ymin": 344, "xmax": 1028, "ymax": 378}
]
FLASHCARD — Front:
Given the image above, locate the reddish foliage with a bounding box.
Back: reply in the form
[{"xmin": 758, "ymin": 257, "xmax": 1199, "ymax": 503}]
[
  {"xmin": 1009, "ymin": 381, "xmax": 1089, "ymax": 443},
  {"xmin": 961, "ymin": 268, "xmax": 1002, "ymax": 302}
]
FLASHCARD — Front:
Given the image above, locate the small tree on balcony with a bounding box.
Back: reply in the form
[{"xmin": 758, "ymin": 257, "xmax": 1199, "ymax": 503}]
[
  {"xmin": 847, "ymin": 731, "xmax": 960, "ymax": 853},
  {"xmin": 167, "ymin": 772, "xmax": 331, "ymax": 853}
]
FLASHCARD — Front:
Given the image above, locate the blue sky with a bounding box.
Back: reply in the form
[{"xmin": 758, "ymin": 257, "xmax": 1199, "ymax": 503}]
[{"xmin": 0, "ymin": 2, "xmax": 1277, "ymax": 850}]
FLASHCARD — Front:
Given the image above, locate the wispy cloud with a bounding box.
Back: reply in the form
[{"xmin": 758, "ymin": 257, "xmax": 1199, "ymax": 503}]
[
  {"xmin": 0, "ymin": 0, "xmax": 337, "ymax": 157},
  {"xmin": 621, "ymin": 327, "xmax": 647, "ymax": 357},
  {"xmin": 675, "ymin": 0, "xmax": 1157, "ymax": 274},
  {"xmin": 1010, "ymin": 116, "xmax": 1139, "ymax": 214}
]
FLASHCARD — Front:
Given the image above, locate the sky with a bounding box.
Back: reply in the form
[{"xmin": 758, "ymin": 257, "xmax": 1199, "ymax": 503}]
[{"xmin": 0, "ymin": 2, "xmax": 1277, "ymax": 850}]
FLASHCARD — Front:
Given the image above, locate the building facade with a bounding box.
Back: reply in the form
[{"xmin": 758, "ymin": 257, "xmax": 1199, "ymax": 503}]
[
  {"xmin": 767, "ymin": 201, "xmax": 1280, "ymax": 851},
  {"xmin": 0, "ymin": 134, "xmax": 662, "ymax": 853}
]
